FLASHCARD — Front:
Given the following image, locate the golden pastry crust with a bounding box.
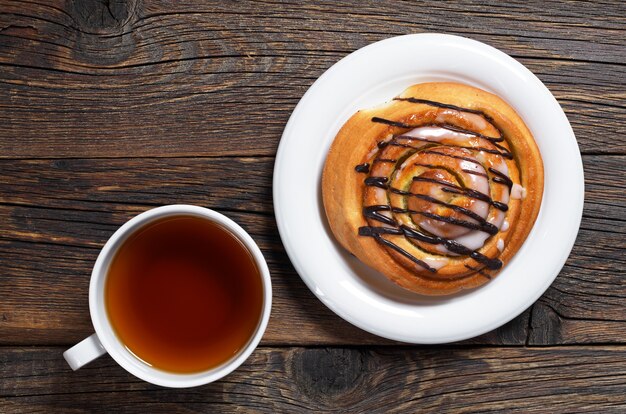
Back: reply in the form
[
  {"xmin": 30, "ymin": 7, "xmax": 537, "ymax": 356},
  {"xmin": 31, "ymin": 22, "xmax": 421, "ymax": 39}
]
[{"xmin": 322, "ymin": 82, "xmax": 543, "ymax": 295}]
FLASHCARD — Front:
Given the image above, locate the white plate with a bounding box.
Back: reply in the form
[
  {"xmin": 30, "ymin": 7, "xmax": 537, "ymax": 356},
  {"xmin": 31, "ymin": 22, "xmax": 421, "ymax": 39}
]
[{"xmin": 273, "ymin": 34, "xmax": 584, "ymax": 343}]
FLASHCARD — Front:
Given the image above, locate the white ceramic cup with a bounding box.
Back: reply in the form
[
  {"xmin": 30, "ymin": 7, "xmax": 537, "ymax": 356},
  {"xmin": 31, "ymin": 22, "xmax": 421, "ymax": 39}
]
[{"xmin": 63, "ymin": 205, "xmax": 272, "ymax": 388}]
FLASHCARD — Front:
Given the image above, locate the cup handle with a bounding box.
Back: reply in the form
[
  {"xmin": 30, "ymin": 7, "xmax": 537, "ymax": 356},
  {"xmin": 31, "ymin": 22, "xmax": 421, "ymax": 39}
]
[{"xmin": 63, "ymin": 333, "xmax": 107, "ymax": 370}]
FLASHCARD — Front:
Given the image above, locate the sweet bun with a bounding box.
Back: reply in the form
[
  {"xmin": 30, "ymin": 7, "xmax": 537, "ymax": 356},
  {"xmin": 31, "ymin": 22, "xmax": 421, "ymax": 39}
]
[{"xmin": 322, "ymin": 82, "xmax": 543, "ymax": 295}]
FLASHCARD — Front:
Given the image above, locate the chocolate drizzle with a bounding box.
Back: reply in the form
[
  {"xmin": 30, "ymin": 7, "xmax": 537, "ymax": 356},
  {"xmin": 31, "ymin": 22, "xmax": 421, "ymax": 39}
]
[
  {"xmin": 412, "ymin": 176, "xmax": 508, "ymax": 213},
  {"xmin": 489, "ymin": 167, "xmax": 514, "ymax": 189},
  {"xmin": 373, "ymin": 233, "xmax": 437, "ymax": 273},
  {"xmin": 441, "ymin": 187, "xmax": 509, "ymax": 212},
  {"xmin": 362, "ymin": 205, "xmax": 396, "ymax": 226},
  {"xmin": 371, "ymin": 117, "xmax": 412, "ymax": 128},
  {"xmin": 393, "ymin": 97, "xmax": 485, "ymax": 115},
  {"xmin": 463, "ymin": 169, "xmax": 488, "ymax": 178},
  {"xmin": 353, "ymin": 97, "xmax": 513, "ymax": 276},
  {"xmin": 465, "ymin": 264, "xmax": 492, "ymax": 279},
  {"xmin": 361, "ymin": 203, "xmax": 503, "ymax": 270},
  {"xmin": 418, "ymin": 211, "xmax": 497, "ymax": 234},
  {"xmin": 412, "ymin": 176, "xmax": 460, "ymax": 187},
  {"xmin": 394, "ymin": 134, "xmax": 512, "ymax": 159},
  {"xmin": 434, "ymin": 122, "xmax": 504, "ymax": 142},
  {"xmin": 421, "ymin": 150, "xmax": 481, "ymax": 165},
  {"xmin": 392, "ymin": 97, "xmax": 504, "ymax": 138},
  {"xmin": 358, "ymin": 209, "xmax": 502, "ymax": 271},
  {"xmin": 364, "ymin": 176, "xmax": 389, "ymax": 189},
  {"xmin": 363, "ymin": 201, "xmax": 498, "ymax": 235},
  {"xmin": 355, "ymin": 163, "xmax": 370, "ymax": 173},
  {"xmin": 371, "ymin": 111, "xmax": 513, "ymax": 159}
]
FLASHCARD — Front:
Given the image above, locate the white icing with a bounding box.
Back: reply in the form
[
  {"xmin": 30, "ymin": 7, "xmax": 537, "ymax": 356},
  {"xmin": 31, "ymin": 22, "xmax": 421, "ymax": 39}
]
[
  {"xmin": 366, "ymin": 146, "xmax": 378, "ymax": 160},
  {"xmin": 373, "ymin": 187, "xmax": 386, "ymax": 200},
  {"xmin": 434, "ymin": 109, "xmax": 488, "ymax": 131},
  {"xmin": 497, "ymin": 239, "xmax": 505, "ymax": 252},
  {"xmin": 435, "ymin": 244, "xmax": 449, "ymax": 254},
  {"xmin": 420, "ymin": 221, "xmax": 452, "ymax": 239},
  {"xmin": 491, "ymin": 160, "xmax": 509, "ymax": 176},
  {"xmin": 450, "ymin": 209, "xmax": 506, "ymax": 253},
  {"xmin": 502, "ymin": 219, "xmax": 510, "ymax": 232},
  {"xmin": 401, "ymin": 126, "xmax": 473, "ymax": 142},
  {"xmin": 488, "ymin": 210, "xmax": 505, "ymax": 229},
  {"xmin": 511, "ymin": 183, "xmax": 526, "ymax": 199},
  {"xmin": 488, "ymin": 161, "xmax": 511, "ymax": 211},
  {"xmin": 453, "ymin": 230, "xmax": 490, "ymax": 251},
  {"xmin": 422, "ymin": 256, "xmax": 449, "ymax": 270},
  {"xmin": 462, "ymin": 112, "xmax": 488, "ymax": 130},
  {"xmin": 463, "ymin": 168, "xmax": 489, "ymax": 220},
  {"xmin": 365, "ymin": 134, "xmax": 393, "ymax": 160},
  {"xmin": 460, "ymin": 159, "xmax": 482, "ymax": 172},
  {"xmin": 475, "ymin": 151, "xmax": 487, "ymax": 164}
]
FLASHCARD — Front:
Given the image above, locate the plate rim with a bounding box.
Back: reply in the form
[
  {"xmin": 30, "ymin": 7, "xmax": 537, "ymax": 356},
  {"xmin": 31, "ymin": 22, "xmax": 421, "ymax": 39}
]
[{"xmin": 273, "ymin": 33, "xmax": 584, "ymax": 343}]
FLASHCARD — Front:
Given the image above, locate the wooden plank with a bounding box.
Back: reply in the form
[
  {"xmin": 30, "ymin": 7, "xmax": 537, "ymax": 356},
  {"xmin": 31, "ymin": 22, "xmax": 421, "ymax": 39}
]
[
  {"xmin": 528, "ymin": 216, "xmax": 626, "ymax": 344},
  {"xmin": 0, "ymin": 155, "xmax": 623, "ymax": 345},
  {"xmin": 528, "ymin": 153, "xmax": 626, "ymax": 344},
  {"xmin": 1, "ymin": 346, "xmax": 626, "ymax": 413},
  {"xmin": 0, "ymin": 154, "xmax": 619, "ymax": 227},
  {"xmin": 0, "ymin": 0, "xmax": 624, "ymax": 158},
  {"xmin": 0, "ymin": 157, "xmax": 275, "ymax": 215}
]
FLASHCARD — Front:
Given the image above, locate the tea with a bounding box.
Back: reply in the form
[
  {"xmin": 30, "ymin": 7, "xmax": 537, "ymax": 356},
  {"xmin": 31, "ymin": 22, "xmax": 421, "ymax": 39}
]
[{"xmin": 105, "ymin": 215, "xmax": 264, "ymax": 373}]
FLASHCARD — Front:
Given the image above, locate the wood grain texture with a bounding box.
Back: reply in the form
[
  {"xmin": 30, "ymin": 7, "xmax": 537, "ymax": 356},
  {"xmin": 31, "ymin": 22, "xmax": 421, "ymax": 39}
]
[
  {"xmin": 1, "ymin": 1, "xmax": 625, "ymax": 412},
  {"xmin": 0, "ymin": 0, "xmax": 624, "ymax": 158},
  {"xmin": 529, "ymin": 155, "xmax": 626, "ymax": 344},
  {"xmin": 0, "ymin": 155, "xmax": 623, "ymax": 345},
  {"xmin": 1, "ymin": 346, "xmax": 626, "ymax": 413}
]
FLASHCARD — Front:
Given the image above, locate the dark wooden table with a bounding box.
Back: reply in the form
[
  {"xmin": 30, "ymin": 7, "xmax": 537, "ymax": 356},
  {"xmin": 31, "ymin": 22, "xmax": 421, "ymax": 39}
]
[{"xmin": 1, "ymin": 1, "xmax": 625, "ymax": 412}]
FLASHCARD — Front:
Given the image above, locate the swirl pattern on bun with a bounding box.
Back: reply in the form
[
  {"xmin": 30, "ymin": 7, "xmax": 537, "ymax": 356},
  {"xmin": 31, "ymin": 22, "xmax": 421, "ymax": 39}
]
[{"xmin": 322, "ymin": 83, "xmax": 543, "ymax": 295}]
